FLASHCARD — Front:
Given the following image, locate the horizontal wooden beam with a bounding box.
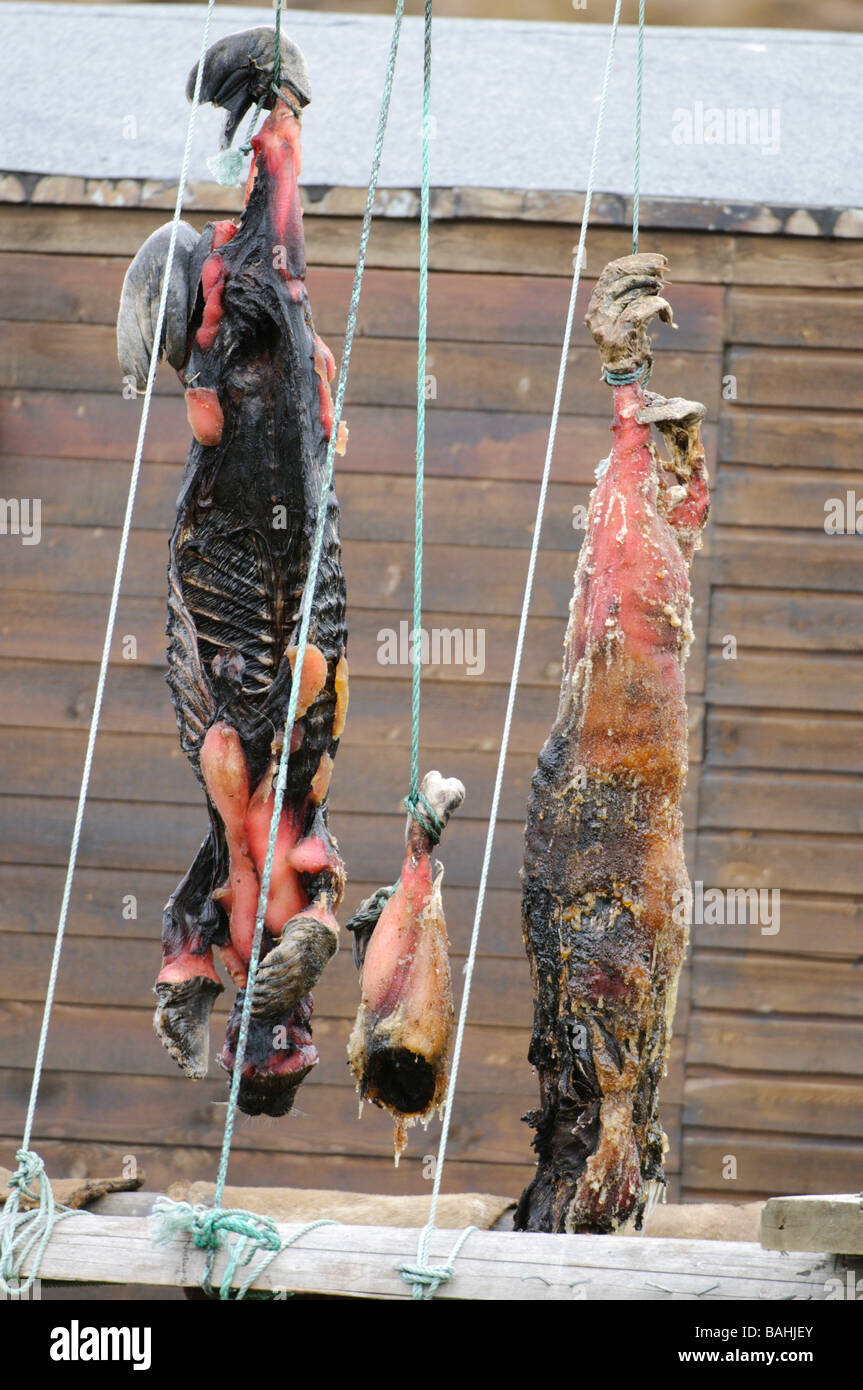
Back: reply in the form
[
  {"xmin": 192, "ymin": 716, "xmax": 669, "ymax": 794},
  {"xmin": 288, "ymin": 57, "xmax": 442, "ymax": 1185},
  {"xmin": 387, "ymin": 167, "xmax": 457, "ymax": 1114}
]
[
  {"xmin": 23, "ymin": 1213, "xmax": 847, "ymax": 1301},
  {"xmin": 761, "ymin": 1194, "xmax": 863, "ymax": 1255}
]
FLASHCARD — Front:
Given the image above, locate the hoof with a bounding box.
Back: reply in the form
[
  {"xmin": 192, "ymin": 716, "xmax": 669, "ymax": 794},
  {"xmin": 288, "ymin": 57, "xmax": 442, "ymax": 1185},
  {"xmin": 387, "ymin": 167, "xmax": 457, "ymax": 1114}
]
[
  {"xmin": 154, "ymin": 976, "xmax": 222, "ymax": 1079},
  {"xmin": 187, "ymin": 26, "xmax": 312, "ymax": 148},
  {"xmin": 249, "ymin": 916, "xmax": 338, "ymax": 1021}
]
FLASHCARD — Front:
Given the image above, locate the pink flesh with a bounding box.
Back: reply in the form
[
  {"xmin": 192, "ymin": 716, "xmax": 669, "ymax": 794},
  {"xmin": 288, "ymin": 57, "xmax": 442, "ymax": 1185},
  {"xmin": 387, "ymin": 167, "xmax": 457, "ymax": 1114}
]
[
  {"xmin": 200, "ymin": 722, "xmax": 260, "ymax": 961},
  {"xmin": 251, "ymin": 101, "xmax": 304, "ymax": 279},
  {"xmin": 569, "ymin": 383, "xmax": 692, "ymax": 712},
  {"xmin": 361, "ymin": 847, "xmax": 433, "ymax": 1017},
  {"xmin": 244, "ymin": 781, "xmax": 307, "ymax": 933},
  {"xmin": 185, "ymin": 387, "xmax": 224, "ymax": 447},
  {"xmin": 196, "ymin": 256, "xmax": 226, "ymax": 352},
  {"xmin": 157, "ymin": 948, "xmax": 221, "ymax": 988},
  {"xmin": 313, "ymin": 334, "xmax": 336, "ymax": 438}
]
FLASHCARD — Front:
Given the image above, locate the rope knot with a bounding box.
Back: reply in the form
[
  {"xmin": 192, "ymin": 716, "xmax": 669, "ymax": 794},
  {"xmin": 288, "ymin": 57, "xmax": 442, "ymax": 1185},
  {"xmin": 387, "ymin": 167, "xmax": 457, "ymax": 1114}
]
[
  {"xmin": 397, "ymin": 1260, "xmax": 456, "ymax": 1300},
  {"xmin": 397, "ymin": 1224, "xmax": 478, "ymax": 1301},
  {"xmin": 9, "ymin": 1149, "xmax": 45, "ymax": 1196},
  {"xmin": 404, "ymin": 790, "xmax": 443, "ymax": 845},
  {"xmin": 602, "ymin": 360, "xmax": 651, "ymax": 387},
  {"xmin": 0, "ymin": 1149, "xmax": 75, "ymax": 1299}
]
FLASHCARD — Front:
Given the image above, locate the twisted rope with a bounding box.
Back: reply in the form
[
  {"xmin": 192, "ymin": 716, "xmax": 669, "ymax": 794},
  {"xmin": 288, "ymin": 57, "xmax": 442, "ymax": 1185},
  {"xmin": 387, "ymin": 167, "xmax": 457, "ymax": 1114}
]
[
  {"xmin": 400, "ymin": 0, "xmax": 628, "ymax": 1303},
  {"xmin": 152, "ymin": 1199, "xmax": 336, "ymax": 1300},
  {"xmin": 409, "ymin": 0, "xmax": 433, "ymax": 805},
  {"xmin": 0, "ymin": 0, "xmax": 217, "ymax": 1298},
  {"xmin": 397, "ymin": 1224, "xmax": 477, "ymax": 1301},
  {"xmin": 0, "ymin": 1152, "xmax": 78, "ymax": 1299},
  {"xmin": 403, "ymin": 788, "xmax": 442, "ymax": 845},
  {"xmin": 208, "ymin": 0, "xmax": 406, "ymax": 1220},
  {"xmin": 632, "ymin": 0, "xmax": 645, "ymax": 253}
]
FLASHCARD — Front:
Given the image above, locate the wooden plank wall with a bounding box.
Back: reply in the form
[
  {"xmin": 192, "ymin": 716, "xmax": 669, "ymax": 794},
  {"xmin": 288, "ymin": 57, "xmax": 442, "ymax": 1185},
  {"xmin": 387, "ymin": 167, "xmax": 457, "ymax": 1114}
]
[{"xmin": 0, "ymin": 199, "xmax": 860, "ymax": 1209}]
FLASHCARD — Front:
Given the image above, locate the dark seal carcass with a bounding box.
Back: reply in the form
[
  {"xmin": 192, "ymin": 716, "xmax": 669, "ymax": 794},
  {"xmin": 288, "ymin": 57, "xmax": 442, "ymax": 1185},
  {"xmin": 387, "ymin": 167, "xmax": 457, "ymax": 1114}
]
[{"xmin": 117, "ymin": 27, "xmax": 349, "ymax": 1119}]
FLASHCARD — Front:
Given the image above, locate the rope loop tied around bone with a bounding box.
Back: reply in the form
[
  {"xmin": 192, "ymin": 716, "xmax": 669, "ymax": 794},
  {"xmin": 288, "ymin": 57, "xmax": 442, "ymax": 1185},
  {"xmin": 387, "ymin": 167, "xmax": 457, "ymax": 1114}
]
[
  {"xmin": 403, "ymin": 789, "xmax": 443, "ymax": 845},
  {"xmin": 602, "ymin": 360, "xmax": 652, "ymax": 387},
  {"xmin": 0, "ymin": 1149, "xmax": 77, "ymax": 1299},
  {"xmin": 151, "ymin": 1198, "xmax": 338, "ymax": 1300}
]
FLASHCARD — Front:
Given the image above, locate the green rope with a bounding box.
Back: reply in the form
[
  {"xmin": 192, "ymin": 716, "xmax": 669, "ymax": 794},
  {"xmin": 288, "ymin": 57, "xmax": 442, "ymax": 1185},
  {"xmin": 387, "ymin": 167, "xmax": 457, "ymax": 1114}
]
[
  {"xmin": 632, "ymin": 0, "xmax": 645, "ymax": 253},
  {"xmin": 0, "ymin": 0, "xmax": 218, "ymax": 1301},
  {"xmin": 399, "ymin": 0, "xmax": 628, "ymax": 1305},
  {"xmin": 397, "ymin": 1224, "xmax": 477, "ymax": 1301},
  {"xmin": 0, "ymin": 1151, "xmax": 78, "ymax": 1299},
  {"xmin": 409, "ymin": 0, "xmax": 433, "ymax": 805},
  {"xmin": 402, "ymin": 789, "xmax": 442, "ymax": 845},
  {"xmin": 206, "ymin": 0, "xmax": 406, "ymax": 1225},
  {"xmin": 151, "ymin": 1200, "xmax": 336, "ymax": 1300},
  {"xmin": 603, "ymin": 360, "xmax": 651, "ymax": 386}
]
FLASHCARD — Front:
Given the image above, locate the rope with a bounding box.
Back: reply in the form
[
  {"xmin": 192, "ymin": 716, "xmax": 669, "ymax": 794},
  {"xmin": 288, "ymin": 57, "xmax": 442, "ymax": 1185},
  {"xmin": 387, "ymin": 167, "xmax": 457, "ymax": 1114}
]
[
  {"xmin": 409, "ymin": 0, "xmax": 433, "ymax": 805},
  {"xmin": 0, "ymin": 0, "xmax": 218, "ymax": 1297},
  {"xmin": 0, "ymin": 1152, "xmax": 79, "ymax": 1299},
  {"xmin": 632, "ymin": 0, "xmax": 645, "ymax": 253},
  {"xmin": 399, "ymin": 0, "xmax": 627, "ymax": 1302},
  {"xmin": 151, "ymin": 1200, "xmax": 336, "ymax": 1300},
  {"xmin": 397, "ymin": 1224, "xmax": 477, "ymax": 1301},
  {"xmin": 208, "ymin": 0, "xmax": 406, "ymax": 1217},
  {"xmin": 403, "ymin": 789, "xmax": 442, "ymax": 845},
  {"xmin": 603, "ymin": 361, "xmax": 651, "ymax": 386},
  {"xmin": 207, "ymin": 9, "xmax": 300, "ymax": 187}
]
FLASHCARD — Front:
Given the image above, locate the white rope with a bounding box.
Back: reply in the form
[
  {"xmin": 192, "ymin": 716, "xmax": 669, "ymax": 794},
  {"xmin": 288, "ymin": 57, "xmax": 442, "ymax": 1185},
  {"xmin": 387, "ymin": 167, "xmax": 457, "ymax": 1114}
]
[
  {"xmin": 406, "ymin": 0, "xmax": 627, "ymax": 1291},
  {"xmin": 11, "ymin": 0, "xmax": 217, "ymax": 1159}
]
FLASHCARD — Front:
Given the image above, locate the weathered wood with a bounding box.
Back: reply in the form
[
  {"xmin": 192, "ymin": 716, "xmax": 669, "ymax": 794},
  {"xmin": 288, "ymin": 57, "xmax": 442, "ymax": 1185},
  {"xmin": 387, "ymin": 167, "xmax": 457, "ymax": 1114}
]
[
  {"xmin": 4, "ymin": 206, "xmax": 863, "ymax": 285},
  {"xmin": 715, "ymin": 467, "xmax": 863, "ymax": 531},
  {"xmin": 21, "ymin": 1213, "xmax": 844, "ymax": 1300},
  {"xmin": 692, "ymin": 952, "xmax": 863, "ymax": 1018},
  {"xmin": 683, "ymin": 1135, "xmax": 863, "ymax": 1200},
  {"xmin": 685, "ymin": 1077, "xmax": 863, "ymax": 1140},
  {"xmin": 0, "ymin": 658, "xmax": 573, "ymax": 749},
  {"xmin": 0, "ymin": 1137, "xmax": 529, "ymax": 1203},
  {"xmin": 727, "ymin": 347, "xmax": 863, "ymax": 411},
  {"xmin": 0, "ymin": 254, "xmax": 724, "ymax": 349},
  {"xmin": 706, "ymin": 650, "xmax": 863, "ymax": 714},
  {"xmin": 3, "ymin": 457, "xmax": 599, "ymax": 549},
  {"xmin": 706, "ymin": 709, "xmax": 863, "ymax": 774},
  {"xmin": 761, "ymin": 1194, "xmax": 863, "ymax": 1255},
  {"xmin": 700, "ymin": 769, "xmax": 863, "ymax": 835},
  {"xmin": 4, "ymin": 390, "xmax": 695, "ymax": 484},
  {"xmin": 720, "ymin": 408, "xmax": 863, "ymax": 471},
  {"xmin": 710, "ymin": 589, "xmax": 863, "ymax": 653},
  {"xmin": 0, "ymin": 320, "xmax": 721, "ymax": 417},
  {"xmin": 690, "ymin": 895, "xmax": 863, "ymax": 958},
  {"xmin": 688, "ymin": 1013, "xmax": 863, "ymax": 1077},
  {"xmin": 0, "ymin": 862, "xmax": 527, "ymax": 953},
  {"xmin": 0, "ymin": 727, "xmax": 700, "ymax": 822},
  {"xmin": 0, "ymin": 526, "xmax": 581, "ymax": 616},
  {"xmin": 0, "ymin": 932, "xmax": 688, "ymax": 1040},
  {"xmin": 726, "ymin": 287, "xmax": 863, "ymax": 351},
  {"xmin": 712, "ymin": 530, "xmax": 862, "ymax": 593}
]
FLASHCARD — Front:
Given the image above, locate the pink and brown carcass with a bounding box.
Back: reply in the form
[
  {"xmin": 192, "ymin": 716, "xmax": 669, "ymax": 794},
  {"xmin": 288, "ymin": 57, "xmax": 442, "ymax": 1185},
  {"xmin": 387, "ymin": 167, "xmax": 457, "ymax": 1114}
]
[{"xmin": 517, "ymin": 254, "xmax": 709, "ymax": 1233}]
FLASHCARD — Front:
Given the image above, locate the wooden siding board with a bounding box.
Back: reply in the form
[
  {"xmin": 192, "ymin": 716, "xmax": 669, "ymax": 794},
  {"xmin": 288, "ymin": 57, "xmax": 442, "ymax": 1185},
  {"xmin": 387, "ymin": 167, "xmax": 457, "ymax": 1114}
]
[{"xmin": 1, "ymin": 208, "xmax": 861, "ymax": 1205}]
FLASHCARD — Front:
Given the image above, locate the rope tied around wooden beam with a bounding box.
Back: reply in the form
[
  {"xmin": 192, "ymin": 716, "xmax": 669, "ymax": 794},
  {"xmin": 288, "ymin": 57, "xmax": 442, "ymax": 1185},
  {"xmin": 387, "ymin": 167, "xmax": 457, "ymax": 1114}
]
[
  {"xmin": 0, "ymin": 1150, "xmax": 78, "ymax": 1299},
  {"xmin": 397, "ymin": 1224, "xmax": 478, "ymax": 1301},
  {"xmin": 152, "ymin": 1200, "xmax": 338, "ymax": 1300}
]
